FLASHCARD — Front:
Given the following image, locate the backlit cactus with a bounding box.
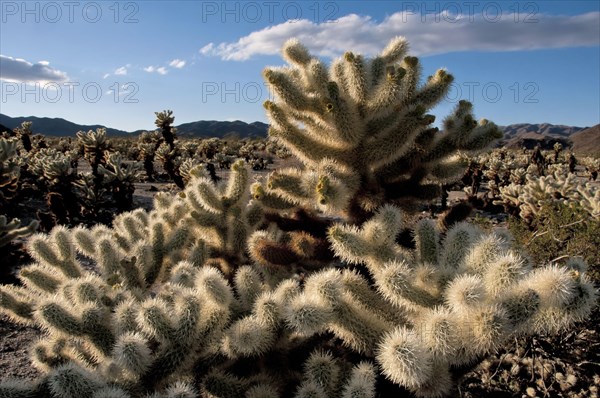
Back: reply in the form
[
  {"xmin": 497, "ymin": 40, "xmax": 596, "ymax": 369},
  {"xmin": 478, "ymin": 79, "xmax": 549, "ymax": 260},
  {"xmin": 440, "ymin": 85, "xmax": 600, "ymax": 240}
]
[
  {"xmin": 1, "ymin": 173, "xmax": 596, "ymax": 397},
  {"xmin": 0, "ymin": 138, "xmax": 20, "ymax": 214},
  {"xmin": 0, "ymin": 164, "xmax": 266, "ymax": 396},
  {"xmin": 155, "ymin": 110, "xmax": 185, "ymax": 188},
  {"xmin": 0, "ymin": 38, "xmax": 596, "ymax": 398},
  {"xmin": 14, "ymin": 121, "xmax": 33, "ymax": 152},
  {"xmin": 304, "ymin": 206, "xmax": 594, "ymax": 394},
  {"xmin": 0, "ymin": 215, "xmax": 38, "ymax": 247},
  {"xmin": 497, "ymin": 166, "xmax": 600, "ymax": 220},
  {"xmin": 98, "ymin": 152, "xmax": 143, "ymax": 211},
  {"xmin": 76, "ymin": 128, "xmax": 111, "ymax": 178},
  {"xmin": 137, "ymin": 131, "xmax": 162, "ymax": 182},
  {"xmin": 258, "ymin": 37, "xmax": 502, "ymax": 222}
]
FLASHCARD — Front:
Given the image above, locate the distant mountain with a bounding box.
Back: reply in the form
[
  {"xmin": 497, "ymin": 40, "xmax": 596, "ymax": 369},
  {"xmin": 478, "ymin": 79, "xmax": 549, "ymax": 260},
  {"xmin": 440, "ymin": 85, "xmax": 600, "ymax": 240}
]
[
  {"xmin": 501, "ymin": 123, "xmax": 587, "ymax": 139},
  {"xmin": 174, "ymin": 120, "xmax": 268, "ymax": 139},
  {"xmin": 0, "ymin": 114, "xmax": 130, "ymax": 137},
  {"xmin": 1, "ymin": 114, "xmax": 596, "ymax": 153},
  {"xmin": 0, "ymin": 113, "xmax": 268, "ymax": 139},
  {"xmin": 499, "ymin": 123, "xmax": 590, "ymax": 150},
  {"xmin": 570, "ymin": 125, "xmax": 600, "ymax": 155}
]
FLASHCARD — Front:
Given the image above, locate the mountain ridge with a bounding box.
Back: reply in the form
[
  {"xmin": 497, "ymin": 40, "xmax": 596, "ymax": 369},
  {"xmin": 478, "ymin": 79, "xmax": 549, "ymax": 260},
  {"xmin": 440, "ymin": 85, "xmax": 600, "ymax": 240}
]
[
  {"xmin": 1, "ymin": 114, "xmax": 597, "ymax": 153},
  {"xmin": 0, "ymin": 114, "xmax": 269, "ymax": 139}
]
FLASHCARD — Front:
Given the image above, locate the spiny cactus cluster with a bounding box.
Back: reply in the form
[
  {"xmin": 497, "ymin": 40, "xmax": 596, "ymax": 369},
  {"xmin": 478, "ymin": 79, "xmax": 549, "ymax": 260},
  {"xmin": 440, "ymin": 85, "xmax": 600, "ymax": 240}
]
[
  {"xmin": 0, "ymin": 215, "xmax": 38, "ymax": 248},
  {"xmin": 15, "ymin": 130, "xmax": 143, "ymax": 229},
  {"xmin": 581, "ymin": 156, "xmax": 599, "ymax": 181},
  {"xmin": 77, "ymin": 128, "xmax": 112, "ymax": 180},
  {"xmin": 250, "ymin": 37, "xmax": 503, "ymax": 269},
  {"xmin": 154, "ymin": 110, "xmax": 185, "ymax": 189},
  {"xmin": 98, "ymin": 152, "xmax": 143, "ymax": 211},
  {"xmin": 13, "ymin": 121, "xmax": 34, "ymax": 152},
  {"xmin": 259, "ymin": 38, "xmax": 502, "ymax": 223},
  {"xmin": 135, "ymin": 123, "xmax": 278, "ymax": 187},
  {"xmin": 0, "ymin": 138, "xmax": 38, "ymax": 249},
  {"xmin": 136, "ymin": 131, "xmax": 162, "ymax": 182},
  {"xmin": 2, "ymin": 115, "xmax": 283, "ymax": 236},
  {"xmin": 0, "ymin": 173, "xmax": 595, "ymax": 397},
  {"xmin": 0, "ymin": 163, "xmax": 265, "ymax": 396},
  {"xmin": 497, "ymin": 166, "xmax": 600, "ymax": 221},
  {"xmin": 0, "ymin": 37, "xmax": 596, "ymax": 398},
  {"xmin": 0, "ymin": 137, "xmax": 20, "ymax": 214},
  {"xmin": 458, "ymin": 147, "xmax": 599, "ymax": 219}
]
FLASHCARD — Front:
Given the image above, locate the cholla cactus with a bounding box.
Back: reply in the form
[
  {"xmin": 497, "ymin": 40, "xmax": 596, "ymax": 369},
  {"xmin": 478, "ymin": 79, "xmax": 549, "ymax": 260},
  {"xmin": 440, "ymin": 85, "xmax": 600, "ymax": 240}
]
[
  {"xmin": 137, "ymin": 131, "xmax": 162, "ymax": 182},
  {"xmin": 76, "ymin": 128, "xmax": 111, "ymax": 178},
  {"xmin": 0, "ymin": 138, "xmax": 20, "ymax": 213},
  {"xmin": 497, "ymin": 166, "xmax": 600, "ymax": 220},
  {"xmin": 14, "ymin": 121, "xmax": 33, "ymax": 152},
  {"xmin": 197, "ymin": 137, "xmax": 221, "ymax": 160},
  {"xmin": 0, "ymin": 38, "xmax": 595, "ymax": 398},
  {"xmin": 154, "ymin": 110, "xmax": 184, "ymax": 189},
  {"xmin": 482, "ymin": 159, "xmax": 503, "ymax": 182},
  {"xmin": 182, "ymin": 159, "xmax": 262, "ymax": 276},
  {"xmin": 509, "ymin": 167, "xmax": 527, "ymax": 185},
  {"xmin": 153, "ymin": 111, "xmax": 185, "ymax": 189},
  {"xmin": 294, "ymin": 351, "xmax": 377, "ymax": 398},
  {"xmin": 214, "ymin": 152, "xmax": 237, "ymax": 170},
  {"xmin": 0, "ymin": 162, "xmax": 265, "ymax": 396},
  {"xmin": 576, "ymin": 183, "xmax": 600, "ymax": 219},
  {"xmin": 0, "ymin": 227, "xmax": 238, "ymax": 395},
  {"xmin": 155, "ymin": 110, "xmax": 176, "ymax": 150},
  {"xmin": 266, "ymin": 140, "xmax": 292, "ymax": 159},
  {"xmin": 252, "ymin": 37, "xmax": 502, "ymax": 267},
  {"xmin": 285, "ymin": 205, "xmax": 596, "ymax": 396},
  {"xmin": 178, "ymin": 157, "xmax": 208, "ymax": 185},
  {"xmin": 0, "ymin": 178, "xmax": 595, "ymax": 397},
  {"xmin": 553, "ymin": 142, "xmax": 563, "ymax": 162},
  {"xmin": 98, "ymin": 152, "xmax": 143, "ymax": 211},
  {"xmin": 258, "ymin": 37, "xmax": 502, "ymax": 223},
  {"xmin": 581, "ymin": 156, "xmax": 599, "ymax": 181},
  {"xmin": 28, "ymin": 148, "xmax": 75, "ymax": 183},
  {"xmin": 28, "ymin": 148, "xmax": 80, "ymax": 226},
  {"xmin": 0, "ymin": 215, "xmax": 38, "ymax": 247},
  {"xmin": 156, "ymin": 142, "xmax": 185, "ymax": 189}
]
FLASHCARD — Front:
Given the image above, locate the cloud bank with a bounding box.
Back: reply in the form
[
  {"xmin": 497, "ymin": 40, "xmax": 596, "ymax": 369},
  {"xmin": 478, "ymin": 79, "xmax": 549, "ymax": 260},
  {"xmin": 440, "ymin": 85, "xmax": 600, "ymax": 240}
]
[
  {"xmin": 0, "ymin": 55, "xmax": 69, "ymax": 83},
  {"xmin": 199, "ymin": 11, "xmax": 600, "ymax": 60}
]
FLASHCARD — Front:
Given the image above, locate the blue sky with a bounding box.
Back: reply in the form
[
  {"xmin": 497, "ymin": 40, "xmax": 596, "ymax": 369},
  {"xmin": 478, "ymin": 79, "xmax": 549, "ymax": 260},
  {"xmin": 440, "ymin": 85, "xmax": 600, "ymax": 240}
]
[{"xmin": 0, "ymin": 1, "xmax": 599, "ymax": 132}]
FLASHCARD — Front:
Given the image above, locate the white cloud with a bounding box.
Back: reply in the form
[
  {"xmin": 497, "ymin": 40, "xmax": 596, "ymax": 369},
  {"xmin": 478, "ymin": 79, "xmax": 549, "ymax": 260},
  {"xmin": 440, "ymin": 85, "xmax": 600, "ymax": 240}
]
[
  {"xmin": 199, "ymin": 43, "xmax": 215, "ymax": 55},
  {"xmin": 144, "ymin": 65, "xmax": 168, "ymax": 75},
  {"xmin": 199, "ymin": 11, "xmax": 600, "ymax": 61},
  {"xmin": 114, "ymin": 66, "xmax": 128, "ymax": 75},
  {"xmin": 0, "ymin": 55, "xmax": 69, "ymax": 83},
  {"xmin": 169, "ymin": 59, "xmax": 186, "ymax": 68},
  {"xmin": 106, "ymin": 85, "xmax": 132, "ymax": 97}
]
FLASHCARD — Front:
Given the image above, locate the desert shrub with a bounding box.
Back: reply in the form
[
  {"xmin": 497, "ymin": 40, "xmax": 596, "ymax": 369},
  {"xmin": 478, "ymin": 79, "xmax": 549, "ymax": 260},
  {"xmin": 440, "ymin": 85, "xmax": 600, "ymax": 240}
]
[{"xmin": 509, "ymin": 201, "xmax": 600, "ymax": 282}]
